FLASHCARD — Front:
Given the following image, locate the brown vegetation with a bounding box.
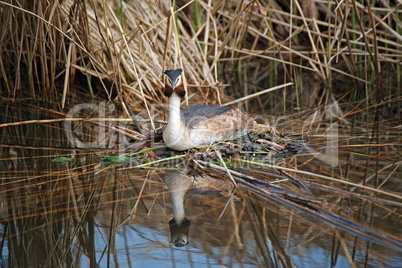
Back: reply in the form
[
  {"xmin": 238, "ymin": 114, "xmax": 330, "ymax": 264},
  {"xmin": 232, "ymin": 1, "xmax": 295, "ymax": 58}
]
[
  {"xmin": 0, "ymin": 0, "xmax": 401, "ymax": 267},
  {"xmin": 1, "ymin": 0, "xmax": 401, "ymax": 116}
]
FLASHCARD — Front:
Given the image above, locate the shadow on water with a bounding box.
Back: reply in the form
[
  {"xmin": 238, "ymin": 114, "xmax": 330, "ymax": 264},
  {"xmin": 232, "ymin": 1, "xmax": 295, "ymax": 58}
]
[{"xmin": 1, "ymin": 101, "xmax": 402, "ymax": 267}]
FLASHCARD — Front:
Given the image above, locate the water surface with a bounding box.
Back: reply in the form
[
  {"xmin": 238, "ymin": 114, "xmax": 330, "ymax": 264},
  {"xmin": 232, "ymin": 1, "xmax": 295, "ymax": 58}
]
[{"xmin": 1, "ymin": 100, "xmax": 401, "ymax": 267}]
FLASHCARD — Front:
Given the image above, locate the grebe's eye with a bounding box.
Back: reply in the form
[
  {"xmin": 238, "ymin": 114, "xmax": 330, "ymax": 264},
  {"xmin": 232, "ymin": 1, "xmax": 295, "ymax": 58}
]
[{"xmin": 175, "ymin": 77, "xmax": 180, "ymax": 84}]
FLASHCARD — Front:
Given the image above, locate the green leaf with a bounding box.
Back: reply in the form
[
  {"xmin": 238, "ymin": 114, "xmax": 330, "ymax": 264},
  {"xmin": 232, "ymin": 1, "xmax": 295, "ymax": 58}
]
[
  {"xmin": 51, "ymin": 157, "xmax": 73, "ymax": 164},
  {"xmin": 101, "ymin": 155, "xmax": 132, "ymax": 165}
]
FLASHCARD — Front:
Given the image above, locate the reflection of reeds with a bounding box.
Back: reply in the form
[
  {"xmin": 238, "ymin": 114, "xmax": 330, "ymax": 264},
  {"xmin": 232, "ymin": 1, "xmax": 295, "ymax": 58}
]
[
  {"xmin": 1, "ymin": 0, "xmax": 402, "ymax": 267},
  {"xmin": 0, "ymin": 114, "xmax": 401, "ymax": 265}
]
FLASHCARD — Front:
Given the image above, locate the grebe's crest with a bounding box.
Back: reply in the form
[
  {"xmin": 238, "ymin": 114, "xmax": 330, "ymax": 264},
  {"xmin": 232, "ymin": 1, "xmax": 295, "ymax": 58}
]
[{"xmin": 164, "ymin": 69, "xmax": 185, "ymax": 97}]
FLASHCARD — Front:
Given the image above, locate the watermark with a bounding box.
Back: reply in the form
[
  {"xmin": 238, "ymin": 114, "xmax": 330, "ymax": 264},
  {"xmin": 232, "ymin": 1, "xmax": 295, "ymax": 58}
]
[
  {"xmin": 64, "ymin": 101, "xmax": 339, "ymax": 167},
  {"xmin": 300, "ymin": 101, "xmax": 340, "ymax": 167},
  {"xmin": 64, "ymin": 102, "xmax": 145, "ymax": 149}
]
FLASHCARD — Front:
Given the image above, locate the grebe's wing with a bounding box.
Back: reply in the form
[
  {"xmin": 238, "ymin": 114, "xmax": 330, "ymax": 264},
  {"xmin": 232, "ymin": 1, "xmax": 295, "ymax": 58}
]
[
  {"xmin": 181, "ymin": 105, "xmax": 230, "ymax": 129},
  {"xmin": 181, "ymin": 105, "xmax": 255, "ymax": 133}
]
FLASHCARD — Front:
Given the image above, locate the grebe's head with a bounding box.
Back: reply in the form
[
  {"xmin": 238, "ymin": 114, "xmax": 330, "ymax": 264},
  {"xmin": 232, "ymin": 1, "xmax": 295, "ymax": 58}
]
[{"xmin": 164, "ymin": 69, "xmax": 185, "ymax": 97}]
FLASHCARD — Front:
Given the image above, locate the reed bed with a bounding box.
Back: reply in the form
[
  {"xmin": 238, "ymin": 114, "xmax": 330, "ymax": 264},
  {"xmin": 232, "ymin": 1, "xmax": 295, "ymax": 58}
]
[
  {"xmin": 0, "ymin": 0, "xmax": 402, "ymax": 267},
  {"xmin": 1, "ymin": 0, "xmax": 401, "ymax": 114}
]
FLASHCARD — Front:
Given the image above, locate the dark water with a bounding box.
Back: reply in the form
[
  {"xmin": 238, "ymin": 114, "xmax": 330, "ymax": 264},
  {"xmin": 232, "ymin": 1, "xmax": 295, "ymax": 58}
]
[{"xmin": 1, "ymin": 101, "xmax": 401, "ymax": 267}]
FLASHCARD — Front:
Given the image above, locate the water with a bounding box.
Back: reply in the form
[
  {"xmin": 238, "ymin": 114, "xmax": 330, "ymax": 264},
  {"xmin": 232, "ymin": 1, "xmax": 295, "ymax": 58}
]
[{"xmin": 1, "ymin": 101, "xmax": 401, "ymax": 267}]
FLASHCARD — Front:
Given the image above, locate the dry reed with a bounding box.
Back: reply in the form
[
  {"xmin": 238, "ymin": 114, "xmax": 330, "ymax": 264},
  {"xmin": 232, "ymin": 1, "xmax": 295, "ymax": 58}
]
[{"xmin": 1, "ymin": 0, "xmax": 402, "ymax": 266}]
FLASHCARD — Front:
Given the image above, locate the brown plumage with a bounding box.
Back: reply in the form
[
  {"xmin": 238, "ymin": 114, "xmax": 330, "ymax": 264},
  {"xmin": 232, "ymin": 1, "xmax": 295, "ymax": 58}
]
[{"xmin": 163, "ymin": 69, "xmax": 255, "ymax": 151}]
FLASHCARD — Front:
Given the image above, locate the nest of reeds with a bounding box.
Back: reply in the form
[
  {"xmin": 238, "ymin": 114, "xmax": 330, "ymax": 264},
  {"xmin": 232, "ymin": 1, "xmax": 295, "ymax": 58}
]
[{"xmin": 105, "ymin": 122, "xmax": 304, "ymax": 171}]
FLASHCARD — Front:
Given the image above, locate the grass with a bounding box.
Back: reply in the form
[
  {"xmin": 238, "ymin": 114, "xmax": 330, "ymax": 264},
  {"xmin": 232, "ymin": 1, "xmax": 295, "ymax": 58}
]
[
  {"xmin": 1, "ymin": 0, "xmax": 401, "ymax": 114},
  {"xmin": 0, "ymin": 0, "xmax": 402, "ymax": 266}
]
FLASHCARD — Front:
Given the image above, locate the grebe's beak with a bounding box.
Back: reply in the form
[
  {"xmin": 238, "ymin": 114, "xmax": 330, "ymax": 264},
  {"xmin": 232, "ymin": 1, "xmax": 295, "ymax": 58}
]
[
  {"xmin": 170, "ymin": 81, "xmax": 178, "ymax": 90},
  {"xmin": 164, "ymin": 69, "xmax": 183, "ymax": 89}
]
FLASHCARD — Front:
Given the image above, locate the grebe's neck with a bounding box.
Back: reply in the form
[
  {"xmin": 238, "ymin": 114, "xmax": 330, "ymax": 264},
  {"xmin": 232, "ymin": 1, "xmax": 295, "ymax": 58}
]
[
  {"xmin": 171, "ymin": 187, "xmax": 186, "ymax": 223},
  {"xmin": 167, "ymin": 91, "xmax": 182, "ymax": 130},
  {"xmin": 163, "ymin": 91, "xmax": 186, "ymax": 150},
  {"xmin": 164, "ymin": 170, "xmax": 189, "ymax": 223}
]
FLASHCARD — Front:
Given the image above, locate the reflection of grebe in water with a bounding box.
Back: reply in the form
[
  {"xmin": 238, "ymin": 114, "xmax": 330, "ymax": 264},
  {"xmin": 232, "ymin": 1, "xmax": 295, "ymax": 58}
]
[
  {"xmin": 163, "ymin": 69, "xmax": 256, "ymax": 151},
  {"xmin": 164, "ymin": 170, "xmax": 191, "ymax": 247},
  {"xmin": 164, "ymin": 170, "xmax": 234, "ymax": 247}
]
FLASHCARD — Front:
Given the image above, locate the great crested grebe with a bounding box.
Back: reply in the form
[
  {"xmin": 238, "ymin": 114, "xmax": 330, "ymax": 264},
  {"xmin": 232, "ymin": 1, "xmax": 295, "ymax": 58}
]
[{"xmin": 163, "ymin": 69, "xmax": 256, "ymax": 151}]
